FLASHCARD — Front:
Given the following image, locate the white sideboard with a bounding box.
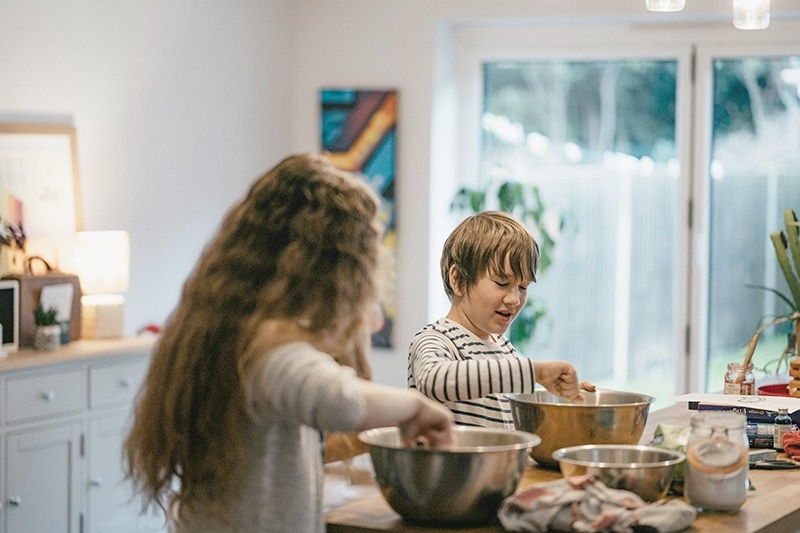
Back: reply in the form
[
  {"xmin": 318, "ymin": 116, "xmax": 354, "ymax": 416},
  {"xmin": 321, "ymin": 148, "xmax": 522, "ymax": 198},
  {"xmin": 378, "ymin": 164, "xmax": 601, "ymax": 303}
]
[{"xmin": 0, "ymin": 337, "xmax": 167, "ymax": 533}]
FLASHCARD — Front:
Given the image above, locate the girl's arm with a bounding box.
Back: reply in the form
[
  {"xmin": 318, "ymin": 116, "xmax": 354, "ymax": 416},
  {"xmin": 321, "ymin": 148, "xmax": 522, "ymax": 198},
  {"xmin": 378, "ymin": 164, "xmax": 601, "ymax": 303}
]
[{"xmin": 359, "ymin": 381, "xmax": 453, "ymax": 447}]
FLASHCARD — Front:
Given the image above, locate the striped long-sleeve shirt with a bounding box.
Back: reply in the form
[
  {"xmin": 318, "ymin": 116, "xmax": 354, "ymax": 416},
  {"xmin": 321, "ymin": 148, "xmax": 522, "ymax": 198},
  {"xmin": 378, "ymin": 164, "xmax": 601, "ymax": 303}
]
[{"xmin": 407, "ymin": 317, "xmax": 536, "ymax": 429}]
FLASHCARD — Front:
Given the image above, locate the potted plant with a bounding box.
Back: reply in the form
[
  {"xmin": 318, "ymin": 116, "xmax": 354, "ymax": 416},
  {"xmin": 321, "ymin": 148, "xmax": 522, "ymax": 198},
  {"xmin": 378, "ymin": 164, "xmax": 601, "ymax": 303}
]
[
  {"xmin": 742, "ymin": 208, "xmax": 800, "ymax": 396},
  {"xmin": 33, "ymin": 303, "xmax": 61, "ymax": 352}
]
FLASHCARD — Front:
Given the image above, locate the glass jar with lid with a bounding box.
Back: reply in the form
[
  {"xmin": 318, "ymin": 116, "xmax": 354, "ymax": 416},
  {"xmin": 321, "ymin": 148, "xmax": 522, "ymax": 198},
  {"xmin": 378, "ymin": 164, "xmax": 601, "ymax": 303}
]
[
  {"xmin": 723, "ymin": 362, "xmax": 755, "ymax": 395},
  {"xmin": 685, "ymin": 412, "xmax": 749, "ymax": 512}
]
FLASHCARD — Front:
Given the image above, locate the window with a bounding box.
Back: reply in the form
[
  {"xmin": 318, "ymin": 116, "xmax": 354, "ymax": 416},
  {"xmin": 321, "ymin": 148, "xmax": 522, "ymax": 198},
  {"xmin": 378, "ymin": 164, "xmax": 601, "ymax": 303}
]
[
  {"xmin": 446, "ymin": 21, "xmax": 800, "ymax": 406},
  {"xmin": 698, "ymin": 47, "xmax": 800, "ymax": 392}
]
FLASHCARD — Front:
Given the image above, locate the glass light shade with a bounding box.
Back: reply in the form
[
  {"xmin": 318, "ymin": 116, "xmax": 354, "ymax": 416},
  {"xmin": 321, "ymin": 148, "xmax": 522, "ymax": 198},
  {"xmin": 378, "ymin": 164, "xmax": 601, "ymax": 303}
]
[
  {"xmin": 733, "ymin": 0, "xmax": 770, "ymax": 29},
  {"xmin": 73, "ymin": 231, "xmax": 130, "ymax": 295},
  {"xmin": 646, "ymin": 0, "xmax": 685, "ymax": 12}
]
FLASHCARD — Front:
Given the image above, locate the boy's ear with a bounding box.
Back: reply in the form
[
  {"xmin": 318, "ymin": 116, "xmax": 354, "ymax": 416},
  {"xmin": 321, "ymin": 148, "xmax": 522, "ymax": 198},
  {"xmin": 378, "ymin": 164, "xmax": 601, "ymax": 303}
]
[{"xmin": 448, "ymin": 264, "xmax": 465, "ymax": 297}]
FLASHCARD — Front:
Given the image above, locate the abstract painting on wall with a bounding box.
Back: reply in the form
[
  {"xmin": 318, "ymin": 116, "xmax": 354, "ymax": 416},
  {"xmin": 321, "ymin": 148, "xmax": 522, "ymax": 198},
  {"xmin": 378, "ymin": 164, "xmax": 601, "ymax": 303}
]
[{"xmin": 321, "ymin": 88, "xmax": 397, "ymax": 348}]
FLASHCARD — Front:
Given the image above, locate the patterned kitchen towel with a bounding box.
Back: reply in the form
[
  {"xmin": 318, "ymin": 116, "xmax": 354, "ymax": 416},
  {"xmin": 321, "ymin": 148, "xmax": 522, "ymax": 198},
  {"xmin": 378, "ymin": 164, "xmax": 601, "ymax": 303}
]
[{"xmin": 498, "ymin": 475, "xmax": 696, "ymax": 533}]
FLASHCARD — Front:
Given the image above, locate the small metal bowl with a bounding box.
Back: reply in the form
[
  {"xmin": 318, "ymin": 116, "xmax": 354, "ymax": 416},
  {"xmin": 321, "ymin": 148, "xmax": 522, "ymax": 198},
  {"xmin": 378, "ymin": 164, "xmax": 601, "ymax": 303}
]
[
  {"xmin": 358, "ymin": 426, "xmax": 541, "ymax": 526},
  {"xmin": 552, "ymin": 444, "xmax": 686, "ymax": 501}
]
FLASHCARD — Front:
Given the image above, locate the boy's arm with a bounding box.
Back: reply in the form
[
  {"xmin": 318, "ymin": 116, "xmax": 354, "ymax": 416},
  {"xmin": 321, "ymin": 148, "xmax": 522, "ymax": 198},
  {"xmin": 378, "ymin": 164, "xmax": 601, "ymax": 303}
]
[
  {"xmin": 533, "ymin": 361, "xmax": 596, "ymax": 400},
  {"xmin": 409, "ymin": 330, "xmax": 536, "ymax": 402}
]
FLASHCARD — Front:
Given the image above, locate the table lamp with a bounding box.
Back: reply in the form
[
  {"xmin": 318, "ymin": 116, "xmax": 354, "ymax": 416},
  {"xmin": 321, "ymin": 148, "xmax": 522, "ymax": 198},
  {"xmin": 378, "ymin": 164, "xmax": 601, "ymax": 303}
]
[{"xmin": 74, "ymin": 231, "xmax": 130, "ymax": 339}]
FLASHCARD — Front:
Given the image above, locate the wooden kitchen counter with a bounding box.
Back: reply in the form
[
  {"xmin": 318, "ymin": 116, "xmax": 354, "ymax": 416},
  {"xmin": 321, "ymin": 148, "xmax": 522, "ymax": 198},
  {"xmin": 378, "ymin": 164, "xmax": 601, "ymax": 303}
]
[
  {"xmin": 325, "ymin": 403, "xmax": 800, "ymax": 533},
  {"xmin": 0, "ymin": 335, "xmax": 157, "ymax": 371}
]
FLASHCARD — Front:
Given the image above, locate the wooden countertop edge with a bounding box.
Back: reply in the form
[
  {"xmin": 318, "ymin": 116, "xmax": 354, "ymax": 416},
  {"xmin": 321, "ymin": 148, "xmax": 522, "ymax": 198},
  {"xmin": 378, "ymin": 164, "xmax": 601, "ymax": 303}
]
[{"xmin": 0, "ymin": 335, "xmax": 157, "ymax": 372}]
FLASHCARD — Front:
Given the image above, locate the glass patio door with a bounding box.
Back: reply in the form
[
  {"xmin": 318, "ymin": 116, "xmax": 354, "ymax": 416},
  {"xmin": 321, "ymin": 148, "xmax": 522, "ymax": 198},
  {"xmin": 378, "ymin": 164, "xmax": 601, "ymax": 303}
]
[
  {"xmin": 474, "ymin": 54, "xmax": 690, "ymax": 406},
  {"xmin": 692, "ymin": 46, "xmax": 800, "ymax": 393}
]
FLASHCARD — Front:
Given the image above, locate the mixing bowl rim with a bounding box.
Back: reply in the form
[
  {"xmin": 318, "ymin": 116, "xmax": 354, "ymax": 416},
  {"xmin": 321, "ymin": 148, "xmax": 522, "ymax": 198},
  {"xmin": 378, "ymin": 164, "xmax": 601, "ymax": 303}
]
[
  {"xmin": 357, "ymin": 425, "xmax": 542, "ymax": 453},
  {"xmin": 551, "ymin": 444, "xmax": 686, "ymax": 468},
  {"xmin": 505, "ymin": 388, "xmax": 656, "ymax": 407}
]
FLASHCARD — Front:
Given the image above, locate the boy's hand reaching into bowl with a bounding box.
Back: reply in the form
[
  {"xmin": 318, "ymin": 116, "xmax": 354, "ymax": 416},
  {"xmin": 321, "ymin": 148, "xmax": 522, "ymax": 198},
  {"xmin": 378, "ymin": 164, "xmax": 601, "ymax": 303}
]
[{"xmin": 534, "ymin": 361, "xmax": 596, "ymax": 400}]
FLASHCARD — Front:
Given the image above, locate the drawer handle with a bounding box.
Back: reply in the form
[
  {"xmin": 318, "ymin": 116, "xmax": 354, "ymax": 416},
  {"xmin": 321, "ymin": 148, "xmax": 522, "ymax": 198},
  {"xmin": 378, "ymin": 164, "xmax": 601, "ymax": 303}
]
[
  {"xmin": 119, "ymin": 378, "xmax": 131, "ymax": 388},
  {"xmin": 41, "ymin": 390, "xmax": 56, "ymax": 401},
  {"xmin": 9, "ymin": 496, "xmax": 21, "ymax": 507},
  {"xmin": 90, "ymin": 477, "xmax": 103, "ymax": 488}
]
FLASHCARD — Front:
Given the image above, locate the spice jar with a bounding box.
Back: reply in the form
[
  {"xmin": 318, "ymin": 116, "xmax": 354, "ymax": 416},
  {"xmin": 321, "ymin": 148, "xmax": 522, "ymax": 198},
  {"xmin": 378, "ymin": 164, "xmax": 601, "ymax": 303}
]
[
  {"xmin": 685, "ymin": 412, "xmax": 749, "ymax": 512},
  {"xmin": 723, "ymin": 362, "xmax": 755, "ymax": 395}
]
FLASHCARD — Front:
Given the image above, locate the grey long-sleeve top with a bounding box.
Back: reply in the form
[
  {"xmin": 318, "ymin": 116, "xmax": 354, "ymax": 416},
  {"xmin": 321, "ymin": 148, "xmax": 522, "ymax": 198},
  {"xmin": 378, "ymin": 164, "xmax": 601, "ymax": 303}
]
[{"xmin": 174, "ymin": 342, "xmax": 366, "ymax": 533}]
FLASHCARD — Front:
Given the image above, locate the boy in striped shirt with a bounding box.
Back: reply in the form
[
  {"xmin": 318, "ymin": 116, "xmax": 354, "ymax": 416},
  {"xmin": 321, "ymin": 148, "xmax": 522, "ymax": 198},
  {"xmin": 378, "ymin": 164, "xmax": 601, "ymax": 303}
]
[{"xmin": 408, "ymin": 211, "xmax": 594, "ymax": 429}]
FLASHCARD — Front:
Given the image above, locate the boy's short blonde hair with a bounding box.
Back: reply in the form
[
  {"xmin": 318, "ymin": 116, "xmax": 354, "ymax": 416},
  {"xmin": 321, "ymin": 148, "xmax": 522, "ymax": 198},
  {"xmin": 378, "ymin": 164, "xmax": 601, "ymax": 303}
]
[{"xmin": 440, "ymin": 211, "xmax": 539, "ymax": 300}]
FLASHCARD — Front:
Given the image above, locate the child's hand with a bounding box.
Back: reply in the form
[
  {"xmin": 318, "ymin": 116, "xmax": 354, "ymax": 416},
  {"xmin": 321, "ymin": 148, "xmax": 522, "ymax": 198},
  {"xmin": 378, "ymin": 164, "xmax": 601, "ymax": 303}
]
[
  {"xmin": 535, "ymin": 361, "xmax": 595, "ymax": 400},
  {"xmin": 399, "ymin": 395, "xmax": 454, "ymax": 449}
]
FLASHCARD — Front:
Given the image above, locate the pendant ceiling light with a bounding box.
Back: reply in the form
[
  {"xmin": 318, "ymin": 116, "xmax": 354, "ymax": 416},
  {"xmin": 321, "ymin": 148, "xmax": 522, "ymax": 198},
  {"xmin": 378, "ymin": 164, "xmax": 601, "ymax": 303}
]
[
  {"xmin": 732, "ymin": 0, "xmax": 770, "ymax": 30},
  {"xmin": 645, "ymin": 0, "xmax": 771, "ymax": 29},
  {"xmin": 646, "ymin": 0, "xmax": 685, "ymax": 12}
]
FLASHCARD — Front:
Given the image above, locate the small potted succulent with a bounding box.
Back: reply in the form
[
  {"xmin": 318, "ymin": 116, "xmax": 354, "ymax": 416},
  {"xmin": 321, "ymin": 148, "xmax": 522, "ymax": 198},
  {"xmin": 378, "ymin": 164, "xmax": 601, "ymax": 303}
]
[{"xmin": 33, "ymin": 303, "xmax": 61, "ymax": 352}]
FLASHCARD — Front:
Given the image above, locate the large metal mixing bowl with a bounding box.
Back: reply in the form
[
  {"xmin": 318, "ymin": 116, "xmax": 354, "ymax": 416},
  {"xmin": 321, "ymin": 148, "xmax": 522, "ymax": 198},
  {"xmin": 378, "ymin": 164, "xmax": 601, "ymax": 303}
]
[
  {"xmin": 505, "ymin": 389, "xmax": 654, "ymax": 469},
  {"xmin": 552, "ymin": 444, "xmax": 686, "ymax": 501},
  {"xmin": 357, "ymin": 426, "xmax": 541, "ymax": 526}
]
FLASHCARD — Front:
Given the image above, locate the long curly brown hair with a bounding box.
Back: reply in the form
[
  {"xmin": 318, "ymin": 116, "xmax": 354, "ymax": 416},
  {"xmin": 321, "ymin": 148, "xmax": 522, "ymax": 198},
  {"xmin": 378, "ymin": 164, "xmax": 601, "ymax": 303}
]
[{"xmin": 124, "ymin": 154, "xmax": 381, "ymax": 519}]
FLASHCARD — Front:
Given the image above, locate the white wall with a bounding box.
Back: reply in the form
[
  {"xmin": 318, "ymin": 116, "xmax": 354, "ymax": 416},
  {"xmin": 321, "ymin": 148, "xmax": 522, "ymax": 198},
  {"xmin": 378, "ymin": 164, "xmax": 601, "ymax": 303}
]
[
  {"xmin": 0, "ymin": 0, "xmax": 293, "ymax": 336},
  {"xmin": 289, "ymin": 0, "xmax": 800, "ymax": 387}
]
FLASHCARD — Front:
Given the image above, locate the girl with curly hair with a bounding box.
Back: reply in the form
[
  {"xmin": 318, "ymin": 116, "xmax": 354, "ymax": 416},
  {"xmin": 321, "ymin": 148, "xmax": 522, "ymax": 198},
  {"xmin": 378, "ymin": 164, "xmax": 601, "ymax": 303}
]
[{"xmin": 124, "ymin": 154, "xmax": 452, "ymax": 532}]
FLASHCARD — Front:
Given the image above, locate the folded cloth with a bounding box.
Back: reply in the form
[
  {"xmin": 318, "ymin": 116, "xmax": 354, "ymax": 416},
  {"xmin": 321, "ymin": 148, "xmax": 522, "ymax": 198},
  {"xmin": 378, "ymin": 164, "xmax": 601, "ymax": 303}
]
[
  {"xmin": 497, "ymin": 475, "xmax": 696, "ymax": 533},
  {"xmin": 783, "ymin": 430, "xmax": 800, "ymax": 460}
]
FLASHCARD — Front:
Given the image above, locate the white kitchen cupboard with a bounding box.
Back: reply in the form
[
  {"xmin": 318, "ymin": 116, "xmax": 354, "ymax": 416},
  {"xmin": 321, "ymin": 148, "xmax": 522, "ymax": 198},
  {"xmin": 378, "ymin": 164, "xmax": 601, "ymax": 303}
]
[
  {"xmin": 5, "ymin": 422, "xmax": 83, "ymax": 532},
  {"xmin": 0, "ymin": 337, "xmax": 166, "ymax": 533}
]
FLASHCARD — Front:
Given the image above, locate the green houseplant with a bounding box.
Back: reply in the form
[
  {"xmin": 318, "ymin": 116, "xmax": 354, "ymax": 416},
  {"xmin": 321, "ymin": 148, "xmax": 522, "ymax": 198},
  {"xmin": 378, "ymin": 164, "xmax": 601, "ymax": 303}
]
[
  {"xmin": 34, "ymin": 304, "xmax": 59, "ymax": 326},
  {"xmin": 744, "ymin": 208, "xmax": 800, "ymax": 380},
  {"xmin": 451, "ymin": 181, "xmax": 563, "ymax": 349},
  {"xmin": 33, "ymin": 303, "xmax": 61, "ymax": 352}
]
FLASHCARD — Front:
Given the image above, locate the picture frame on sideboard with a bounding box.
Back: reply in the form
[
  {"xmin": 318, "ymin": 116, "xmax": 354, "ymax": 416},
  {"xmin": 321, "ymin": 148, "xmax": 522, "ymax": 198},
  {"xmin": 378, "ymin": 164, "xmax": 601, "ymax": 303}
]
[{"xmin": 0, "ymin": 278, "xmax": 20, "ymax": 354}]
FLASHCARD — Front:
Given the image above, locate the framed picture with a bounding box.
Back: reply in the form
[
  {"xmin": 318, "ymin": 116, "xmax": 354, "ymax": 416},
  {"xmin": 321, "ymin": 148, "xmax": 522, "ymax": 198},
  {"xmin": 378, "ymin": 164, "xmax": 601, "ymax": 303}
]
[
  {"xmin": 0, "ymin": 123, "xmax": 83, "ymax": 268},
  {"xmin": 321, "ymin": 89, "xmax": 397, "ymax": 347},
  {"xmin": 0, "ymin": 279, "xmax": 19, "ymax": 353}
]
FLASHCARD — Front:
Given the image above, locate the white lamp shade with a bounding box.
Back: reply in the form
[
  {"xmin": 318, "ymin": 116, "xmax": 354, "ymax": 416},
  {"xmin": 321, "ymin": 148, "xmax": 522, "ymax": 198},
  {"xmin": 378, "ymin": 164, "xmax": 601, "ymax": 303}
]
[{"xmin": 74, "ymin": 231, "xmax": 130, "ymax": 295}]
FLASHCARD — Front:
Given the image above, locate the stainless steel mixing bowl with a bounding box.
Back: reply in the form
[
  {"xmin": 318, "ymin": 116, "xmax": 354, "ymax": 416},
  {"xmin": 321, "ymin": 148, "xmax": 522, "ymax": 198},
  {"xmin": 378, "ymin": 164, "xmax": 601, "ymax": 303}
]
[
  {"xmin": 357, "ymin": 426, "xmax": 541, "ymax": 526},
  {"xmin": 505, "ymin": 389, "xmax": 654, "ymax": 469},
  {"xmin": 552, "ymin": 444, "xmax": 686, "ymax": 501}
]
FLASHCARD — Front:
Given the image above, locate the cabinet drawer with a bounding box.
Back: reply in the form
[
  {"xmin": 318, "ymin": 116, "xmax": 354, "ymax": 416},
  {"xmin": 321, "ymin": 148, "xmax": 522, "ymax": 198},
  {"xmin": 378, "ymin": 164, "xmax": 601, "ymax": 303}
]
[
  {"xmin": 5, "ymin": 368, "xmax": 87, "ymax": 423},
  {"xmin": 90, "ymin": 357, "xmax": 149, "ymax": 409}
]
